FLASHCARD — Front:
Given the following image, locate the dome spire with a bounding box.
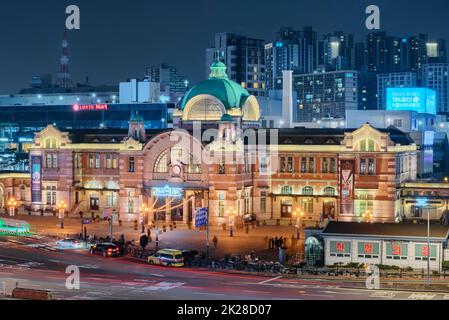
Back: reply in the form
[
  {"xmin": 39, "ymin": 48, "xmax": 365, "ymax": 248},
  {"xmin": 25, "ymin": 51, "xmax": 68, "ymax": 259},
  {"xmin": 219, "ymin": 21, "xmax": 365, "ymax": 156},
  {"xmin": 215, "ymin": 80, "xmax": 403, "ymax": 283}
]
[{"xmin": 209, "ymin": 53, "xmax": 228, "ymax": 79}]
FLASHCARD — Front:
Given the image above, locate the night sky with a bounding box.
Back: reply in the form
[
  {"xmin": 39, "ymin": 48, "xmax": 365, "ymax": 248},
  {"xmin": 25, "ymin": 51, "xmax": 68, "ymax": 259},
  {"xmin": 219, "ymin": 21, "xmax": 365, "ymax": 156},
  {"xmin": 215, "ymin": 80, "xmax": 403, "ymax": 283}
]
[{"xmin": 0, "ymin": 0, "xmax": 449, "ymax": 94}]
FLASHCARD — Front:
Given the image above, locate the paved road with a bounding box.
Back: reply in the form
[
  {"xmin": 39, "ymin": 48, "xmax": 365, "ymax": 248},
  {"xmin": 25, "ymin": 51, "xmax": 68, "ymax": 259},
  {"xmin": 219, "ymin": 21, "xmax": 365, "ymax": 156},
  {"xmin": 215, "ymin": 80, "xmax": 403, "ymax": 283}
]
[{"xmin": 1, "ymin": 236, "xmax": 448, "ymax": 301}]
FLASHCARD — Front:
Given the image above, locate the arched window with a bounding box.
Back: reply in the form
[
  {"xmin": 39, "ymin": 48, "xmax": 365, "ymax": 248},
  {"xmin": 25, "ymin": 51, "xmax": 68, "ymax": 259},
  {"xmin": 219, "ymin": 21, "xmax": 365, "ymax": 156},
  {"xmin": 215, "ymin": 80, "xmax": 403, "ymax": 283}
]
[
  {"xmin": 45, "ymin": 138, "xmax": 57, "ymax": 149},
  {"xmin": 359, "ymin": 139, "xmax": 376, "ymax": 152},
  {"xmin": 302, "ymin": 186, "xmax": 314, "ymax": 195},
  {"xmin": 323, "ymin": 186, "xmax": 336, "ymax": 196},
  {"xmin": 281, "ymin": 185, "xmax": 293, "ymax": 195},
  {"xmin": 154, "ymin": 151, "xmax": 168, "ymax": 173},
  {"xmin": 20, "ymin": 185, "xmax": 26, "ymax": 201}
]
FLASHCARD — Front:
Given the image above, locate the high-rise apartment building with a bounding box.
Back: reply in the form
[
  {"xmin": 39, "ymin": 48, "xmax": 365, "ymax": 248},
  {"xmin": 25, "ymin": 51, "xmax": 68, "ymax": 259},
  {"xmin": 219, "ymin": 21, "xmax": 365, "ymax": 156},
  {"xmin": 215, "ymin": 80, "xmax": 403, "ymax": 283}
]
[
  {"xmin": 205, "ymin": 33, "xmax": 266, "ymax": 96},
  {"xmin": 264, "ymin": 27, "xmax": 318, "ymax": 90},
  {"xmin": 293, "ymin": 70, "xmax": 359, "ymax": 122}
]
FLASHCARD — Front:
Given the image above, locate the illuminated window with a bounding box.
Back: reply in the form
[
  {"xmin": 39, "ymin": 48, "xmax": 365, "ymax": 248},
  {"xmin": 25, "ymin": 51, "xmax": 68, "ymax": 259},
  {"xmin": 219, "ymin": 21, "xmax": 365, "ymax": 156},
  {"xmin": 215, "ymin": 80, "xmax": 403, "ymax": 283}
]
[
  {"xmin": 89, "ymin": 155, "xmax": 94, "ymax": 169},
  {"xmin": 129, "ymin": 157, "xmax": 135, "ymax": 173},
  {"xmin": 302, "ymin": 186, "xmax": 314, "ymax": 195},
  {"xmin": 281, "ymin": 185, "xmax": 293, "ymax": 195},
  {"xmin": 323, "ymin": 187, "xmax": 335, "ymax": 197},
  {"xmin": 154, "ymin": 151, "xmax": 168, "ymax": 173},
  {"xmin": 95, "ymin": 154, "xmax": 101, "ymax": 169},
  {"xmin": 218, "ymin": 193, "xmax": 225, "ymax": 218}
]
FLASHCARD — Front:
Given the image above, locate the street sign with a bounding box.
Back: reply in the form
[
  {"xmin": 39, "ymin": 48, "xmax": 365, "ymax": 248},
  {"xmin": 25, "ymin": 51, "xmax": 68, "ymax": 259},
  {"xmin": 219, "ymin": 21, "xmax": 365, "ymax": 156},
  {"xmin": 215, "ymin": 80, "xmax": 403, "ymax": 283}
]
[{"xmin": 195, "ymin": 208, "xmax": 208, "ymax": 228}]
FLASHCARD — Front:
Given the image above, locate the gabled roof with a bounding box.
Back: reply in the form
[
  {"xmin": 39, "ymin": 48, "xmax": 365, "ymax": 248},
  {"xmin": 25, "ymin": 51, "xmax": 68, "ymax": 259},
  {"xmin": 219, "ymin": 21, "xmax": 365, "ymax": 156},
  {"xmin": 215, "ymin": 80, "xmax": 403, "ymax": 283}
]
[{"xmin": 322, "ymin": 221, "xmax": 449, "ymax": 241}]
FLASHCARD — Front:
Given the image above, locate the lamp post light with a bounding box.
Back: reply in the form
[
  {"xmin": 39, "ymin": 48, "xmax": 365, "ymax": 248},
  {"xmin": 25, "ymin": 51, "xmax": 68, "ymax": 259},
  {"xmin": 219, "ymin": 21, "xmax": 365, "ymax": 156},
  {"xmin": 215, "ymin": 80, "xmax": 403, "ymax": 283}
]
[
  {"xmin": 7, "ymin": 198, "xmax": 17, "ymax": 217},
  {"xmin": 58, "ymin": 201, "xmax": 67, "ymax": 229},
  {"xmin": 228, "ymin": 207, "xmax": 236, "ymax": 237},
  {"xmin": 140, "ymin": 204, "xmax": 149, "ymax": 234}
]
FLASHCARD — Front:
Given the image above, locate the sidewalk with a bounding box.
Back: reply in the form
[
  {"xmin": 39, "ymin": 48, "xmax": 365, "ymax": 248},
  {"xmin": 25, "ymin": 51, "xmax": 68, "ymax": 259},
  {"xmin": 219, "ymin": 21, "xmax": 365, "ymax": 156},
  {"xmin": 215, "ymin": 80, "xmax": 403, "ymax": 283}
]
[{"xmin": 1, "ymin": 214, "xmax": 306, "ymax": 261}]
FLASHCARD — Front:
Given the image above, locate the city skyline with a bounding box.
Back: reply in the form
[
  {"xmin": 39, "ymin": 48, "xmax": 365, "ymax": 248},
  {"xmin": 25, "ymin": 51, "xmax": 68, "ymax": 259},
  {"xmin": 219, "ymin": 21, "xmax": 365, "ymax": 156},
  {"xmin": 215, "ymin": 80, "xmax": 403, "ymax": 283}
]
[{"xmin": 1, "ymin": 0, "xmax": 449, "ymax": 94}]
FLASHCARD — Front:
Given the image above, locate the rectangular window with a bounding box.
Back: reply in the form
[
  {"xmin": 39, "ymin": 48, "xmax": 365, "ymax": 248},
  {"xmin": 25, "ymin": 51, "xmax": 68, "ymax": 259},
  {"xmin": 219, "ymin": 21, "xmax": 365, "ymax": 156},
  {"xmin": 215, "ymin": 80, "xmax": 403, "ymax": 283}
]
[
  {"xmin": 218, "ymin": 193, "xmax": 225, "ymax": 218},
  {"xmin": 330, "ymin": 158, "xmax": 336, "ymax": 173},
  {"xmin": 52, "ymin": 154, "xmax": 58, "ymax": 169},
  {"xmin": 357, "ymin": 242, "xmax": 380, "ymax": 259},
  {"xmin": 360, "ymin": 159, "xmax": 367, "ymax": 175},
  {"xmin": 112, "ymin": 156, "xmax": 118, "ymax": 169},
  {"xmin": 302, "ymin": 198, "xmax": 313, "ymax": 214},
  {"xmin": 75, "ymin": 154, "xmax": 82, "ymax": 169},
  {"xmin": 287, "ymin": 157, "xmax": 293, "ymax": 173},
  {"xmin": 106, "ymin": 192, "xmax": 118, "ymax": 207},
  {"xmin": 129, "ymin": 157, "xmax": 135, "ymax": 173},
  {"xmin": 95, "ymin": 154, "xmax": 101, "ymax": 169},
  {"xmin": 368, "ymin": 159, "xmax": 375, "ymax": 175},
  {"xmin": 46, "ymin": 154, "xmax": 52, "ymax": 169},
  {"xmin": 414, "ymin": 244, "xmax": 437, "ymax": 261},
  {"xmin": 219, "ymin": 159, "xmax": 225, "ymax": 174},
  {"xmin": 322, "ymin": 158, "xmax": 328, "ymax": 173},
  {"xmin": 386, "ymin": 242, "xmax": 408, "ymax": 260},
  {"xmin": 260, "ymin": 191, "xmax": 267, "ymax": 213},
  {"xmin": 301, "ymin": 158, "xmax": 307, "ymax": 173},
  {"xmin": 330, "ymin": 241, "xmax": 351, "ymax": 257},
  {"xmin": 106, "ymin": 155, "xmax": 112, "ymax": 169},
  {"xmin": 280, "ymin": 157, "xmax": 286, "ymax": 172},
  {"xmin": 89, "ymin": 155, "xmax": 94, "ymax": 169},
  {"xmin": 309, "ymin": 158, "xmax": 314, "ymax": 173}
]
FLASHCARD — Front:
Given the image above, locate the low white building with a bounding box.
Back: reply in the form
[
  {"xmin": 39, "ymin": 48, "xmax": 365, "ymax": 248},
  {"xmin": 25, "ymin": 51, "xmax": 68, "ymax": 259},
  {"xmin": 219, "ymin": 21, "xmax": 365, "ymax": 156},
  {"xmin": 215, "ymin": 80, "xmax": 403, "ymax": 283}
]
[{"xmin": 321, "ymin": 221, "xmax": 449, "ymax": 271}]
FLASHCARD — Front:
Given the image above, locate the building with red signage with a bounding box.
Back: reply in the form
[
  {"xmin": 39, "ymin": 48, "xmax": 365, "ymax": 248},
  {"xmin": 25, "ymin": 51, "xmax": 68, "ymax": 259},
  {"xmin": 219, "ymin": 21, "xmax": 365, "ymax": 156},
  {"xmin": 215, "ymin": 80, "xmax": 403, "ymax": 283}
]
[
  {"xmin": 26, "ymin": 62, "xmax": 418, "ymax": 226},
  {"xmin": 322, "ymin": 221, "xmax": 449, "ymax": 271}
]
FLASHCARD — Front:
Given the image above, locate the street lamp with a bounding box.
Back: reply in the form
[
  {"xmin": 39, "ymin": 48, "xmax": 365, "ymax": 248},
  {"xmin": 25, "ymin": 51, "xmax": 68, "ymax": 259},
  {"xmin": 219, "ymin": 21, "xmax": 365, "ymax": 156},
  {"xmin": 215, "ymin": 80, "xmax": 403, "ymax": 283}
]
[
  {"xmin": 58, "ymin": 201, "xmax": 67, "ymax": 229},
  {"xmin": 140, "ymin": 203, "xmax": 149, "ymax": 233},
  {"xmin": 7, "ymin": 198, "xmax": 17, "ymax": 217},
  {"xmin": 362, "ymin": 210, "xmax": 374, "ymax": 223},
  {"xmin": 293, "ymin": 208, "xmax": 305, "ymax": 240},
  {"xmin": 228, "ymin": 207, "xmax": 236, "ymax": 237}
]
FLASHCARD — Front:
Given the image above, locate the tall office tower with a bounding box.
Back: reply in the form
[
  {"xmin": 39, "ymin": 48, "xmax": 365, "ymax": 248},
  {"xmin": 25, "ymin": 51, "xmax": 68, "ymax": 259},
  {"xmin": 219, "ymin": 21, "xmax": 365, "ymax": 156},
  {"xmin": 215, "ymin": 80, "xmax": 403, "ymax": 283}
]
[
  {"xmin": 409, "ymin": 34, "xmax": 447, "ymax": 83},
  {"xmin": 318, "ymin": 31, "xmax": 355, "ymax": 71},
  {"xmin": 389, "ymin": 37, "xmax": 410, "ymax": 73},
  {"xmin": 293, "ymin": 70, "xmax": 359, "ymax": 122},
  {"xmin": 147, "ymin": 63, "xmax": 188, "ymax": 102},
  {"xmin": 366, "ymin": 31, "xmax": 391, "ymax": 74},
  {"xmin": 354, "ymin": 42, "xmax": 367, "ymax": 71},
  {"xmin": 205, "ymin": 33, "xmax": 266, "ymax": 96},
  {"xmin": 264, "ymin": 27, "xmax": 318, "ymax": 91},
  {"xmin": 377, "ymin": 72, "xmax": 417, "ymax": 109},
  {"xmin": 423, "ymin": 63, "xmax": 449, "ymax": 114}
]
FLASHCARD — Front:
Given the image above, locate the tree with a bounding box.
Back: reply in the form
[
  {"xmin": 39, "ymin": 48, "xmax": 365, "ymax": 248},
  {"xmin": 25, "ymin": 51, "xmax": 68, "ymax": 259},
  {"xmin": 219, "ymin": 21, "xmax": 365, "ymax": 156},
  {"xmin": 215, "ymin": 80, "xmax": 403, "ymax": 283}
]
[{"xmin": 140, "ymin": 235, "xmax": 149, "ymax": 258}]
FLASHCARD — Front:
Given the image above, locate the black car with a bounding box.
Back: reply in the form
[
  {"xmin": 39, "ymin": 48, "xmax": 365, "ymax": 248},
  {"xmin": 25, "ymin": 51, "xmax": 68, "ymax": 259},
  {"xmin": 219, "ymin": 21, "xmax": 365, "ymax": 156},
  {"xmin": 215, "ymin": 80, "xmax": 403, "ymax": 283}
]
[
  {"xmin": 181, "ymin": 250, "xmax": 199, "ymax": 266},
  {"xmin": 89, "ymin": 243, "xmax": 120, "ymax": 257}
]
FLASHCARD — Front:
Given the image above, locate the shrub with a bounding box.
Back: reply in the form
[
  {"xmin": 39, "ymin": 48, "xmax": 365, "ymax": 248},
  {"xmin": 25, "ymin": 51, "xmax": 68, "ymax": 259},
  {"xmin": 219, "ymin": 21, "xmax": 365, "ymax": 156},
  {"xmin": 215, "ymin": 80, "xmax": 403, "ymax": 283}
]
[
  {"xmin": 375, "ymin": 264, "xmax": 400, "ymax": 271},
  {"xmin": 442, "ymin": 261, "xmax": 449, "ymax": 271}
]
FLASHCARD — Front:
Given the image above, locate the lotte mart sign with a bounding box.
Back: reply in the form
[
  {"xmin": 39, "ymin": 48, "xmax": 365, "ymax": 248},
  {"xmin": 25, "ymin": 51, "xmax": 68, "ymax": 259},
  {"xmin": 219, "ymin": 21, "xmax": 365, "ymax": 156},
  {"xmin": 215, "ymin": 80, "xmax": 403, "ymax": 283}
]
[
  {"xmin": 152, "ymin": 186, "xmax": 183, "ymax": 198},
  {"xmin": 73, "ymin": 103, "xmax": 109, "ymax": 111}
]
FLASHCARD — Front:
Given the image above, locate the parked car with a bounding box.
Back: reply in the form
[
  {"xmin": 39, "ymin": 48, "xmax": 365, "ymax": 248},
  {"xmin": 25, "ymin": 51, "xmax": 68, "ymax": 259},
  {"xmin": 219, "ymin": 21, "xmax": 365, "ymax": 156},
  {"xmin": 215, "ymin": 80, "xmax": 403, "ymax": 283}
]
[
  {"xmin": 148, "ymin": 249, "xmax": 184, "ymax": 267},
  {"xmin": 181, "ymin": 250, "xmax": 199, "ymax": 266},
  {"xmin": 244, "ymin": 213, "xmax": 256, "ymax": 223},
  {"xmin": 56, "ymin": 238, "xmax": 88, "ymax": 250},
  {"xmin": 89, "ymin": 243, "xmax": 120, "ymax": 257}
]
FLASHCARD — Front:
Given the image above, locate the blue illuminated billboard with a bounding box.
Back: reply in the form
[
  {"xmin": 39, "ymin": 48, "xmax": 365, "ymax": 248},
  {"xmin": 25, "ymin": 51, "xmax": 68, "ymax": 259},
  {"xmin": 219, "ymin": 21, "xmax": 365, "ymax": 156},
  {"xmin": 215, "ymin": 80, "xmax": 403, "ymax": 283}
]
[{"xmin": 386, "ymin": 88, "xmax": 436, "ymax": 114}]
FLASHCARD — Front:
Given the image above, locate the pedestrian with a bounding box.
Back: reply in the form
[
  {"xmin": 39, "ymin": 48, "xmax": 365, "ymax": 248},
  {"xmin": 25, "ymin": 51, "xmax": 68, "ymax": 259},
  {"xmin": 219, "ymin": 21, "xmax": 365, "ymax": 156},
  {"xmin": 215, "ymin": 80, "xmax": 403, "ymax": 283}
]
[
  {"xmin": 213, "ymin": 235, "xmax": 218, "ymax": 249},
  {"xmin": 147, "ymin": 228, "xmax": 151, "ymax": 238},
  {"xmin": 245, "ymin": 224, "xmax": 249, "ymax": 234},
  {"xmin": 279, "ymin": 237, "xmax": 284, "ymax": 248},
  {"xmin": 274, "ymin": 236, "xmax": 279, "ymax": 248}
]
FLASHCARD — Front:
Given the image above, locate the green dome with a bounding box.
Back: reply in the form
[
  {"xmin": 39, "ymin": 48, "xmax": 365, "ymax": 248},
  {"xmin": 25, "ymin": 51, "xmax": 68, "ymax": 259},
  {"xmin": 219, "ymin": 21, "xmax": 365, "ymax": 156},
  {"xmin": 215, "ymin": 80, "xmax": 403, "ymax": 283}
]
[{"xmin": 180, "ymin": 61, "xmax": 251, "ymax": 111}]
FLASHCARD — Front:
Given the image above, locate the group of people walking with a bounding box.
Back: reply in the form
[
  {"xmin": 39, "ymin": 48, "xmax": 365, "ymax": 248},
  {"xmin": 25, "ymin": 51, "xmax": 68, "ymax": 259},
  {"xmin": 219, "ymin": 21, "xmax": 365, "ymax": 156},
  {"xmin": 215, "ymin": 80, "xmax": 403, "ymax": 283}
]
[{"xmin": 268, "ymin": 236, "xmax": 285, "ymax": 249}]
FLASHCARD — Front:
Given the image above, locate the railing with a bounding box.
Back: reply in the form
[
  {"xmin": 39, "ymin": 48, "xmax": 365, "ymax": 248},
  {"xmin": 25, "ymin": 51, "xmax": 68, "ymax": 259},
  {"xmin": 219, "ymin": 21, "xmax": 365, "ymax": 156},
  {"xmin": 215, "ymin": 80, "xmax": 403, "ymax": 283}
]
[
  {"xmin": 186, "ymin": 174, "xmax": 202, "ymax": 181},
  {"xmin": 152, "ymin": 173, "xmax": 168, "ymax": 180}
]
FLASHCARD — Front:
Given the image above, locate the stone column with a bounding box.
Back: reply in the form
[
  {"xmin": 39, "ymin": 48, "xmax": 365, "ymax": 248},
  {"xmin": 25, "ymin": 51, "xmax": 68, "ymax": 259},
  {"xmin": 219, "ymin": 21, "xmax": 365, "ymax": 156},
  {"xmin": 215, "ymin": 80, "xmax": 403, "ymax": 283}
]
[
  {"xmin": 165, "ymin": 197, "xmax": 172, "ymax": 224},
  {"xmin": 148, "ymin": 196, "xmax": 155, "ymax": 224},
  {"xmin": 183, "ymin": 196, "xmax": 190, "ymax": 225}
]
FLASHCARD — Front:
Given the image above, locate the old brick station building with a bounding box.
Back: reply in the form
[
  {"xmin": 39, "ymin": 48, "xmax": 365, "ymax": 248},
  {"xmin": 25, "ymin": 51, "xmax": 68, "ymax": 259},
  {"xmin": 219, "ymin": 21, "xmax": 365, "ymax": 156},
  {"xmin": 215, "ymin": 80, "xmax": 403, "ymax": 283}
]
[{"xmin": 28, "ymin": 62, "xmax": 418, "ymax": 226}]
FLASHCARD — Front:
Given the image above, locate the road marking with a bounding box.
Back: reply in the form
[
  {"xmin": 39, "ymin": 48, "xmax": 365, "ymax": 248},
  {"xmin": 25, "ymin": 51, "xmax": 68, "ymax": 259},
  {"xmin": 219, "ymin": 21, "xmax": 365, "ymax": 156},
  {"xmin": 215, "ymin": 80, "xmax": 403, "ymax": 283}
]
[
  {"xmin": 143, "ymin": 282, "xmax": 185, "ymax": 291},
  {"xmin": 408, "ymin": 293, "xmax": 435, "ymax": 300},
  {"xmin": 258, "ymin": 276, "xmax": 282, "ymax": 285},
  {"xmin": 371, "ymin": 291, "xmax": 397, "ymax": 298},
  {"xmin": 150, "ymin": 274, "xmax": 165, "ymax": 278}
]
